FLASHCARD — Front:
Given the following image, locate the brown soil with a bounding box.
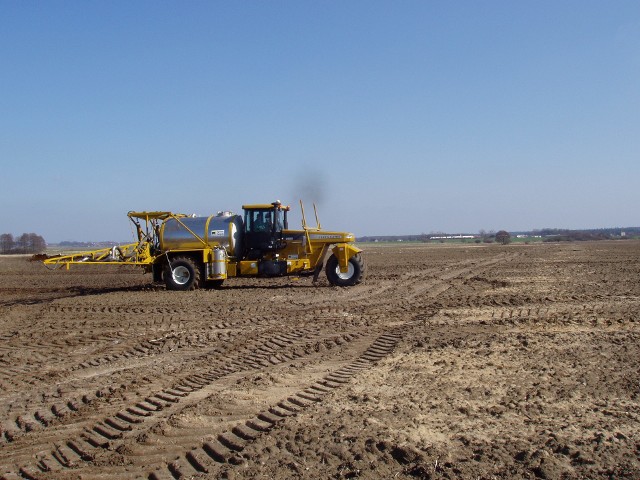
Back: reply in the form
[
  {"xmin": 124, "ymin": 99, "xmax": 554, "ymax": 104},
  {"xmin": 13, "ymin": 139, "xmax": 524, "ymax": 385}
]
[{"xmin": 0, "ymin": 241, "xmax": 639, "ymax": 479}]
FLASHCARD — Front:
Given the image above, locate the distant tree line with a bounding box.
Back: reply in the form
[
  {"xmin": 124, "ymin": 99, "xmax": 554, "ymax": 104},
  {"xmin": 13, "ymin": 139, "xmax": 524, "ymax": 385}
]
[
  {"xmin": 0, "ymin": 233, "xmax": 46, "ymax": 254},
  {"xmin": 533, "ymin": 227, "xmax": 640, "ymax": 237},
  {"xmin": 541, "ymin": 230, "xmax": 614, "ymax": 242},
  {"xmin": 359, "ymin": 226, "xmax": 638, "ymax": 244}
]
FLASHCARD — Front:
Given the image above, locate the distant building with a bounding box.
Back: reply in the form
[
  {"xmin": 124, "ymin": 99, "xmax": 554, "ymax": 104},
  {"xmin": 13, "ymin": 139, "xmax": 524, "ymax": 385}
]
[{"xmin": 429, "ymin": 235, "xmax": 475, "ymax": 239}]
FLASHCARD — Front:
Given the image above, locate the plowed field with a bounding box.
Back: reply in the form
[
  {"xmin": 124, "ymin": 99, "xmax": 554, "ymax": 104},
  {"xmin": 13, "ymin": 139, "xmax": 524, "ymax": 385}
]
[{"xmin": 1, "ymin": 241, "xmax": 639, "ymax": 479}]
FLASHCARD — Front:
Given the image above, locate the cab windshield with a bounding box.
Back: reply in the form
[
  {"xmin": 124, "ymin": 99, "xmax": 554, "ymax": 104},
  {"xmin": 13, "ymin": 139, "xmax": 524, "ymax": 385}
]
[
  {"xmin": 244, "ymin": 207, "xmax": 287, "ymax": 234},
  {"xmin": 246, "ymin": 210, "xmax": 274, "ymax": 233}
]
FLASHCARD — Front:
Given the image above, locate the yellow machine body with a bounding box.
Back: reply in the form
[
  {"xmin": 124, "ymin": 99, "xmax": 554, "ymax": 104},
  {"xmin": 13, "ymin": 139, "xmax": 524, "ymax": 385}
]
[{"xmin": 43, "ymin": 202, "xmax": 364, "ymax": 290}]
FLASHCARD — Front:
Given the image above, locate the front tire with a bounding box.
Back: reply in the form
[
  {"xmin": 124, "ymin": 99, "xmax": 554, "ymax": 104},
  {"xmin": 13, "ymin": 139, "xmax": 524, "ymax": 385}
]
[
  {"xmin": 326, "ymin": 253, "xmax": 364, "ymax": 287},
  {"xmin": 164, "ymin": 256, "xmax": 201, "ymax": 291}
]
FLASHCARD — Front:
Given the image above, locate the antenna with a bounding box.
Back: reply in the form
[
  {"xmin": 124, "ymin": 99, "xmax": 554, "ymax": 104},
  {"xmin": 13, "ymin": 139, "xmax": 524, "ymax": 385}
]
[
  {"xmin": 313, "ymin": 203, "xmax": 321, "ymax": 230},
  {"xmin": 299, "ymin": 200, "xmax": 308, "ymax": 230}
]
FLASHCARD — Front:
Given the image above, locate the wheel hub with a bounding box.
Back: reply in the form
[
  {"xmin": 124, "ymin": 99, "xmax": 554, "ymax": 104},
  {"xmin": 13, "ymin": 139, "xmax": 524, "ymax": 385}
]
[
  {"xmin": 172, "ymin": 265, "xmax": 191, "ymax": 285},
  {"xmin": 335, "ymin": 263, "xmax": 355, "ymax": 280}
]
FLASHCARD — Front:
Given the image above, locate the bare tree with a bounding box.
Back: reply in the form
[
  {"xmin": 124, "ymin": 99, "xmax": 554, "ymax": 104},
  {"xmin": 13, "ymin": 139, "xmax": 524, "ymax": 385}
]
[
  {"xmin": 14, "ymin": 233, "xmax": 46, "ymax": 253},
  {"xmin": 0, "ymin": 233, "xmax": 14, "ymax": 253},
  {"xmin": 30, "ymin": 233, "xmax": 46, "ymax": 253},
  {"xmin": 16, "ymin": 233, "xmax": 29, "ymax": 253}
]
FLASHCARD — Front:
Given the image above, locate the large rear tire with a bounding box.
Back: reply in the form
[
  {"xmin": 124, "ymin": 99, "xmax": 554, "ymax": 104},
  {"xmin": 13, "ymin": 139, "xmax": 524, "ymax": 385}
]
[
  {"xmin": 164, "ymin": 256, "xmax": 201, "ymax": 291},
  {"xmin": 326, "ymin": 253, "xmax": 364, "ymax": 287}
]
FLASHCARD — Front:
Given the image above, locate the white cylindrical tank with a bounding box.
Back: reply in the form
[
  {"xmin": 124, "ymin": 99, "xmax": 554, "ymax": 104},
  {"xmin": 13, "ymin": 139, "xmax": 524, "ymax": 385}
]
[{"xmin": 211, "ymin": 247, "xmax": 227, "ymax": 276}]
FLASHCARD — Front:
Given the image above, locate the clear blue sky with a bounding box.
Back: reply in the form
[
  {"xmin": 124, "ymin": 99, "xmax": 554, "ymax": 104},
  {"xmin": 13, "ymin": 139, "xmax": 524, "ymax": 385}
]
[{"xmin": 1, "ymin": 1, "xmax": 638, "ymax": 242}]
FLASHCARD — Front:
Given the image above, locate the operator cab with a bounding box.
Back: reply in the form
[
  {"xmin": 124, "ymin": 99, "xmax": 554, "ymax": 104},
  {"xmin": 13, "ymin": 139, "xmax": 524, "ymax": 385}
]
[{"xmin": 242, "ymin": 201, "xmax": 289, "ymax": 260}]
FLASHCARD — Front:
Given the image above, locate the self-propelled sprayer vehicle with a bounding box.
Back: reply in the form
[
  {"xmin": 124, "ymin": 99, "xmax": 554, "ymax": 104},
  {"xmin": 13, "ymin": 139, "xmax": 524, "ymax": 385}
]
[{"xmin": 44, "ymin": 201, "xmax": 364, "ymax": 290}]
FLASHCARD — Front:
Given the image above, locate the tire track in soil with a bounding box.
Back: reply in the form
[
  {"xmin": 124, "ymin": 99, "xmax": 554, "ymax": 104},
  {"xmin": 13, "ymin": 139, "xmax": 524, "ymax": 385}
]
[
  {"xmin": 147, "ymin": 329, "xmax": 407, "ymax": 480},
  {"xmin": 0, "ymin": 325, "xmax": 371, "ymax": 478},
  {"xmin": 0, "ymin": 310, "xmax": 327, "ymax": 410},
  {"xmin": 138, "ymin": 255, "xmax": 514, "ymax": 478},
  {"xmin": 5, "ymin": 327, "xmax": 403, "ymax": 480},
  {"xmin": 0, "ymin": 319, "xmax": 269, "ymax": 437},
  {"xmin": 1, "ymin": 255, "xmax": 501, "ymax": 394},
  {"xmin": 0, "ymin": 325, "xmax": 259, "ymax": 424},
  {"xmin": 0, "ymin": 307, "xmax": 284, "ymax": 388},
  {"xmin": 289, "ymin": 255, "xmax": 514, "ymax": 330},
  {"xmin": 0, "ymin": 250, "xmax": 517, "ymax": 479},
  {"xmin": 0, "ymin": 321, "xmax": 318, "ymax": 440},
  {"xmin": 0, "ymin": 305, "xmax": 372, "ymax": 439}
]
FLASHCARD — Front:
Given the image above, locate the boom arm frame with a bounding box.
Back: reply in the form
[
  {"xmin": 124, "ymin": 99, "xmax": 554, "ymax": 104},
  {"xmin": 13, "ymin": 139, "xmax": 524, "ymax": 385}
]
[{"xmin": 43, "ymin": 211, "xmax": 187, "ymax": 270}]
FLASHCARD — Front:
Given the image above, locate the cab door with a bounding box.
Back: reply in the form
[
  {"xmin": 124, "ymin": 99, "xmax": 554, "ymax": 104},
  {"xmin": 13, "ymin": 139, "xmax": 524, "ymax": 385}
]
[{"xmin": 243, "ymin": 209, "xmax": 284, "ymax": 259}]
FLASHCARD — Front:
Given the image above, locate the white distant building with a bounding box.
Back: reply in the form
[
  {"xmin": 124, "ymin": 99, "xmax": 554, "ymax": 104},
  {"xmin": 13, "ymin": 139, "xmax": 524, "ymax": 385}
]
[{"xmin": 430, "ymin": 235, "xmax": 475, "ymax": 239}]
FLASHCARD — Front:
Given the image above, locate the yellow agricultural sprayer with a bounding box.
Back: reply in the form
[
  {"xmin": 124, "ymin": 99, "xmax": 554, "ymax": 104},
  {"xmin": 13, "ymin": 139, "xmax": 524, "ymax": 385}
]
[{"xmin": 44, "ymin": 201, "xmax": 364, "ymax": 290}]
